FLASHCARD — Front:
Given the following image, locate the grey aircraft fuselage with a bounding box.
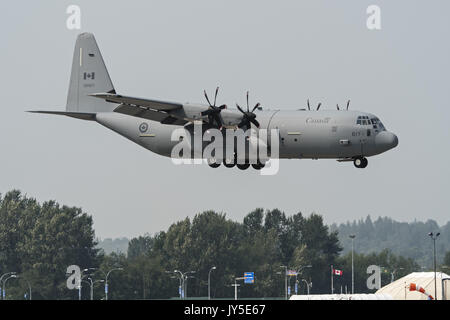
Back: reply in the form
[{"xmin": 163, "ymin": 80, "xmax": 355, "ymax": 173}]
[
  {"xmin": 96, "ymin": 107, "xmax": 398, "ymax": 160},
  {"xmin": 32, "ymin": 33, "xmax": 398, "ymax": 169}
]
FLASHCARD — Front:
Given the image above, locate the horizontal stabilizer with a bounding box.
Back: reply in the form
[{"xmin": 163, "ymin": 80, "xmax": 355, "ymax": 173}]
[{"xmin": 28, "ymin": 111, "xmax": 96, "ymax": 121}]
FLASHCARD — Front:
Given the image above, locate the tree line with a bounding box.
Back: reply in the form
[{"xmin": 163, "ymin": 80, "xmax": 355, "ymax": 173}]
[
  {"xmin": 331, "ymin": 215, "xmax": 450, "ymax": 268},
  {"xmin": 0, "ymin": 190, "xmax": 447, "ymax": 299}
]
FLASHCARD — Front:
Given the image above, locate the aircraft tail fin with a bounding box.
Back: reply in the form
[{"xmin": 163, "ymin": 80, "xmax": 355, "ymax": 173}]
[{"xmin": 66, "ymin": 33, "xmax": 116, "ymax": 113}]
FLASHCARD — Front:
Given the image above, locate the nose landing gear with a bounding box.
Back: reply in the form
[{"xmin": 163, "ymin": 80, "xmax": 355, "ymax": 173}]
[{"xmin": 353, "ymin": 157, "xmax": 368, "ymax": 169}]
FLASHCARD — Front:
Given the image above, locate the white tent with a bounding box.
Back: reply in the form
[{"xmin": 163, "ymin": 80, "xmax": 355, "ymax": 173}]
[
  {"xmin": 376, "ymin": 272, "xmax": 450, "ymax": 300},
  {"xmin": 290, "ymin": 293, "xmax": 393, "ymax": 300}
]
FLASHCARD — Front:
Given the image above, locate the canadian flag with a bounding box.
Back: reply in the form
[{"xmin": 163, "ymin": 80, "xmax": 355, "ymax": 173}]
[{"xmin": 333, "ymin": 269, "xmax": 343, "ymax": 276}]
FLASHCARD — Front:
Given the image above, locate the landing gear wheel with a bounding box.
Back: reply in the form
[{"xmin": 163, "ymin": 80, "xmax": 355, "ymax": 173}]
[
  {"xmin": 237, "ymin": 163, "xmax": 250, "ymax": 170},
  {"xmin": 223, "ymin": 158, "xmax": 235, "ymax": 168},
  {"xmin": 251, "ymin": 161, "xmax": 266, "ymax": 170},
  {"xmin": 353, "ymin": 157, "xmax": 368, "ymax": 169},
  {"xmin": 361, "ymin": 157, "xmax": 368, "ymax": 168},
  {"xmin": 207, "ymin": 158, "xmax": 221, "ymax": 168}
]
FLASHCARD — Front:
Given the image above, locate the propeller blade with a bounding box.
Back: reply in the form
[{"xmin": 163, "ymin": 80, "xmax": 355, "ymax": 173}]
[
  {"xmin": 236, "ymin": 103, "xmax": 245, "ymax": 114},
  {"xmin": 346, "ymin": 100, "xmax": 350, "ymax": 110},
  {"xmin": 250, "ymin": 118, "xmax": 260, "ymax": 128},
  {"xmin": 317, "ymin": 103, "xmax": 322, "ymax": 111},
  {"xmin": 337, "ymin": 104, "xmax": 340, "ymax": 111},
  {"xmin": 204, "ymin": 90, "xmax": 212, "ymax": 106},
  {"xmin": 307, "ymin": 99, "xmax": 311, "ymax": 110},
  {"xmin": 247, "ymin": 91, "xmax": 251, "ymax": 112},
  {"xmin": 251, "ymin": 103, "xmax": 261, "ymax": 113},
  {"xmin": 213, "ymin": 87, "xmax": 219, "ymax": 106},
  {"xmin": 201, "ymin": 109, "xmax": 214, "ymax": 116},
  {"xmin": 219, "ymin": 104, "xmax": 227, "ymax": 110}
]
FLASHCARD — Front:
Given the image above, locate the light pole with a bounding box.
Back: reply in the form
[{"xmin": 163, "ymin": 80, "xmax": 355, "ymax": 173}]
[
  {"xmin": 166, "ymin": 271, "xmax": 183, "ymax": 299},
  {"xmin": 85, "ymin": 277, "xmax": 104, "ymax": 300},
  {"xmin": 169, "ymin": 275, "xmax": 182, "ymax": 297},
  {"xmin": 174, "ymin": 270, "xmax": 195, "ymax": 299},
  {"xmin": 208, "ymin": 266, "xmax": 216, "ymax": 300},
  {"xmin": 349, "ymin": 234, "xmax": 356, "ymax": 294},
  {"xmin": 232, "ymin": 277, "xmax": 245, "ymax": 300},
  {"xmin": 295, "ymin": 265, "xmax": 311, "ymax": 295},
  {"xmin": 0, "ymin": 272, "xmax": 16, "ymax": 300},
  {"xmin": 98, "ymin": 267, "xmax": 123, "ymax": 300},
  {"xmin": 79, "ymin": 268, "xmax": 96, "ymax": 300},
  {"xmin": 3, "ymin": 274, "xmax": 18, "ymax": 300},
  {"xmin": 301, "ymin": 279, "xmax": 311, "ymax": 295},
  {"xmin": 173, "ymin": 270, "xmax": 184, "ymax": 299},
  {"xmin": 428, "ymin": 232, "xmax": 440, "ymax": 300}
]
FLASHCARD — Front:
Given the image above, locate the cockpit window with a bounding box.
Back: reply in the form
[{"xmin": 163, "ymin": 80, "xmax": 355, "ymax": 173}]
[
  {"xmin": 357, "ymin": 116, "xmax": 386, "ymax": 131},
  {"xmin": 370, "ymin": 117, "xmax": 386, "ymax": 131},
  {"xmin": 356, "ymin": 116, "xmax": 371, "ymax": 126}
]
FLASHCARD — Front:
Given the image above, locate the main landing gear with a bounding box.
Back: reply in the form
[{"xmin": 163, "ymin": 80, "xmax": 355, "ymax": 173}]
[
  {"xmin": 208, "ymin": 158, "xmax": 266, "ymax": 171},
  {"xmin": 353, "ymin": 157, "xmax": 368, "ymax": 169}
]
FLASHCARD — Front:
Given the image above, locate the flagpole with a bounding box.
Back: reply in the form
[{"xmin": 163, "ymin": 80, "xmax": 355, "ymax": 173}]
[{"xmin": 331, "ymin": 265, "xmax": 334, "ymax": 294}]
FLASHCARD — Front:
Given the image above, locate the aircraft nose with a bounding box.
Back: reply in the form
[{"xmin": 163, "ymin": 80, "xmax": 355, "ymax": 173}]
[{"xmin": 376, "ymin": 131, "xmax": 398, "ymax": 150}]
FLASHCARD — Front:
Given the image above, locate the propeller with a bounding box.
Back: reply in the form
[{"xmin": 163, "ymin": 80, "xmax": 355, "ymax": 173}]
[
  {"xmin": 307, "ymin": 99, "xmax": 322, "ymax": 111},
  {"xmin": 236, "ymin": 91, "xmax": 260, "ymax": 129},
  {"xmin": 337, "ymin": 100, "xmax": 351, "ymax": 111},
  {"xmin": 201, "ymin": 87, "xmax": 227, "ymax": 129}
]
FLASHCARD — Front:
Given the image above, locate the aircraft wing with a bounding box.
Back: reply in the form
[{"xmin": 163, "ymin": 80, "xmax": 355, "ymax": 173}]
[
  {"xmin": 89, "ymin": 93, "xmax": 182, "ymax": 111},
  {"xmin": 89, "ymin": 93, "xmax": 189, "ymax": 125},
  {"xmin": 113, "ymin": 104, "xmax": 188, "ymax": 125},
  {"xmin": 89, "ymin": 92, "xmax": 245, "ymax": 127}
]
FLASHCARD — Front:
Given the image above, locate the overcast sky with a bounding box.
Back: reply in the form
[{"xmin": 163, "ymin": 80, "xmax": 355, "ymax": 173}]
[{"xmin": 1, "ymin": 1, "xmax": 449, "ymax": 239}]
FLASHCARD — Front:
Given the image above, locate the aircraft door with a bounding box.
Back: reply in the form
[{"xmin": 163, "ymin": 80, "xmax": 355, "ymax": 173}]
[{"xmin": 358, "ymin": 126, "xmax": 367, "ymax": 156}]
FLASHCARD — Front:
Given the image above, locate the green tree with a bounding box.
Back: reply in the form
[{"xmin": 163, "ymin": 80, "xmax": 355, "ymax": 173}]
[{"xmin": 0, "ymin": 190, "xmax": 100, "ymax": 300}]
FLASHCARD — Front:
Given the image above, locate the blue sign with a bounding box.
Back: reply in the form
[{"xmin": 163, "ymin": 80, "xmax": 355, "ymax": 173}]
[
  {"xmin": 105, "ymin": 284, "xmax": 108, "ymax": 294},
  {"xmin": 244, "ymin": 272, "xmax": 254, "ymax": 284},
  {"xmin": 288, "ymin": 286, "xmax": 291, "ymax": 295},
  {"xmin": 295, "ymin": 282, "xmax": 298, "ymax": 294}
]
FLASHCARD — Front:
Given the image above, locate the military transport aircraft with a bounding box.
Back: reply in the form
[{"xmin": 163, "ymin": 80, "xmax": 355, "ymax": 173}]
[{"xmin": 31, "ymin": 33, "xmax": 398, "ymax": 170}]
